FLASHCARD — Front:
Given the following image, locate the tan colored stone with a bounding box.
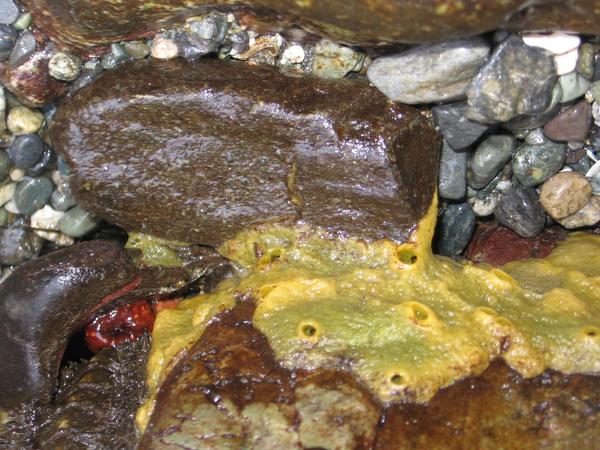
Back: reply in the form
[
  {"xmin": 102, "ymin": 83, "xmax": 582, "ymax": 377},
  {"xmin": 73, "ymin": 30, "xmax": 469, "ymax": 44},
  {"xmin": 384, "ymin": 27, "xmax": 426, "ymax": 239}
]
[
  {"xmin": 558, "ymin": 195, "xmax": 600, "ymax": 229},
  {"xmin": 540, "ymin": 171, "xmax": 592, "ymax": 220}
]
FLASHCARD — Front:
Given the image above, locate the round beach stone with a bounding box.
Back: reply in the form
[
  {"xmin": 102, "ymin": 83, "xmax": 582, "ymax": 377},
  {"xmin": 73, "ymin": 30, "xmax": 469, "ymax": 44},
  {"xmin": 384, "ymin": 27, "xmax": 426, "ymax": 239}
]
[
  {"xmin": 469, "ymin": 135, "xmax": 516, "ymax": 189},
  {"xmin": 495, "ymin": 186, "xmax": 546, "ymax": 238},
  {"xmin": 0, "ymin": 23, "xmax": 17, "ymax": 60},
  {"xmin": 26, "ymin": 145, "xmax": 56, "ymax": 177},
  {"xmin": 466, "ymin": 35, "xmax": 556, "ymax": 123},
  {"xmin": 539, "ymin": 172, "xmax": 592, "ymax": 220},
  {"xmin": 8, "ymin": 30, "xmax": 35, "ymax": 66},
  {"xmin": 0, "ymin": 0, "xmax": 19, "ymax": 25},
  {"xmin": 7, "ymin": 106, "xmax": 44, "ymax": 135},
  {"xmin": 150, "ymin": 35, "xmax": 178, "ymax": 59},
  {"xmin": 0, "ymin": 149, "xmax": 10, "ymax": 180},
  {"xmin": 123, "ymin": 40, "xmax": 150, "ymax": 59},
  {"xmin": 432, "ymin": 101, "xmax": 489, "ymax": 150},
  {"xmin": 367, "ymin": 37, "xmax": 490, "ymax": 104},
  {"xmin": 438, "ymin": 140, "xmax": 467, "ymax": 200},
  {"xmin": 543, "ymin": 101, "xmax": 592, "ymax": 142},
  {"xmin": 58, "ymin": 205, "xmax": 100, "ymax": 237},
  {"xmin": 559, "ymin": 72, "xmax": 591, "ymax": 103},
  {"xmin": 512, "ymin": 140, "xmax": 566, "ymax": 187},
  {"xmin": 435, "ymin": 202, "xmax": 476, "ymax": 257},
  {"xmin": 13, "ymin": 176, "xmax": 53, "ymax": 215},
  {"xmin": 313, "ymin": 39, "xmax": 364, "ymax": 79},
  {"xmin": 557, "ymin": 195, "xmax": 600, "ymax": 229},
  {"xmin": 48, "ymin": 51, "xmax": 82, "ymax": 81},
  {"xmin": 0, "ymin": 219, "xmax": 43, "ymax": 265},
  {"xmin": 7, "ymin": 133, "xmax": 44, "ymax": 169}
]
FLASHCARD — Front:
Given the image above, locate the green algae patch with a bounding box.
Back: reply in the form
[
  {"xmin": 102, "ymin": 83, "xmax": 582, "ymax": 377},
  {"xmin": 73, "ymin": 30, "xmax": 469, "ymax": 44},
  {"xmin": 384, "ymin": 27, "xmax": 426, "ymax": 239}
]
[
  {"xmin": 125, "ymin": 233, "xmax": 190, "ymax": 267},
  {"xmin": 139, "ymin": 202, "xmax": 600, "ymax": 430}
]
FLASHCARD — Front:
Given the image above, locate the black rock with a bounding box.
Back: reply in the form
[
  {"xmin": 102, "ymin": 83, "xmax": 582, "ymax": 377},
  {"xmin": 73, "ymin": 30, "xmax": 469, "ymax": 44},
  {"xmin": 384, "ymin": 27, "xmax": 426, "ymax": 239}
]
[
  {"xmin": 469, "ymin": 135, "xmax": 516, "ymax": 189},
  {"xmin": 495, "ymin": 186, "xmax": 546, "ymax": 238},
  {"xmin": 467, "ymin": 35, "xmax": 556, "ymax": 123},
  {"xmin": 7, "ymin": 133, "xmax": 44, "ymax": 169},
  {"xmin": 435, "ymin": 202, "xmax": 476, "ymax": 256},
  {"xmin": 432, "ymin": 101, "xmax": 490, "ymax": 150}
]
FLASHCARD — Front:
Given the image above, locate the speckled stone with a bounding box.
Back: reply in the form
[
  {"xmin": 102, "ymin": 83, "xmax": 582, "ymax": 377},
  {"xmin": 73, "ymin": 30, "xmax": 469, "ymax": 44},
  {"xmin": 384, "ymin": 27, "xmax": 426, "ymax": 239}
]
[
  {"xmin": 438, "ymin": 140, "xmax": 468, "ymax": 200},
  {"xmin": 7, "ymin": 106, "xmax": 43, "ymax": 134},
  {"xmin": 13, "ymin": 176, "xmax": 53, "ymax": 215},
  {"xmin": 544, "ymin": 101, "xmax": 592, "ymax": 142},
  {"xmin": 502, "ymin": 83, "xmax": 562, "ymax": 131},
  {"xmin": 48, "ymin": 51, "xmax": 82, "ymax": 82},
  {"xmin": 367, "ymin": 37, "xmax": 489, "ymax": 104},
  {"xmin": 512, "ymin": 140, "xmax": 566, "ymax": 187},
  {"xmin": 557, "ymin": 195, "xmax": 600, "ymax": 228},
  {"xmin": 468, "ymin": 179, "xmax": 511, "ymax": 217},
  {"xmin": 150, "ymin": 35, "xmax": 178, "ymax": 59},
  {"xmin": 123, "ymin": 40, "xmax": 150, "ymax": 59},
  {"xmin": 0, "ymin": 149, "xmax": 10, "ymax": 180},
  {"xmin": 539, "ymin": 171, "xmax": 592, "ymax": 220},
  {"xmin": 313, "ymin": 39, "xmax": 363, "ymax": 79},
  {"xmin": 466, "ymin": 35, "xmax": 556, "ymax": 123},
  {"xmin": 469, "ymin": 135, "xmax": 516, "ymax": 189},
  {"xmin": 495, "ymin": 186, "xmax": 546, "ymax": 238},
  {"xmin": 432, "ymin": 101, "xmax": 489, "ymax": 150},
  {"xmin": 0, "ymin": 218, "xmax": 43, "ymax": 265},
  {"xmin": 101, "ymin": 43, "xmax": 130, "ymax": 69},
  {"xmin": 435, "ymin": 202, "xmax": 476, "ymax": 257},
  {"xmin": 576, "ymin": 43, "xmax": 595, "ymax": 80}
]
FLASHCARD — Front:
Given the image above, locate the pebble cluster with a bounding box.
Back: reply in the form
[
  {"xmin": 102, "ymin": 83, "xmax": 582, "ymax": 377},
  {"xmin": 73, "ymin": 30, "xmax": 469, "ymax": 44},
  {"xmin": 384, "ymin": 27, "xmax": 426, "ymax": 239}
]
[{"xmin": 0, "ymin": 0, "xmax": 598, "ymax": 274}]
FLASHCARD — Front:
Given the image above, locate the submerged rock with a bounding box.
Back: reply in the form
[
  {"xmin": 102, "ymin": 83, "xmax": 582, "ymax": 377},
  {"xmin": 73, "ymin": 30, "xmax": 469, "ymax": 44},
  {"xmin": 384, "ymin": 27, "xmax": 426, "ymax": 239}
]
[
  {"xmin": 18, "ymin": 0, "xmax": 600, "ymax": 50},
  {"xmin": 50, "ymin": 58, "xmax": 440, "ymax": 246}
]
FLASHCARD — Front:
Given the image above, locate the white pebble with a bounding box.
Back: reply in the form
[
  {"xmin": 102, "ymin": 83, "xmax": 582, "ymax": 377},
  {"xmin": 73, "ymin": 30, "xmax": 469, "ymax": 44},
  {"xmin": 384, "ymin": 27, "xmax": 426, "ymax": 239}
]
[
  {"xmin": 4, "ymin": 199, "xmax": 20, "ymax": 214},
  {"xmin": 522, "ymin": 32, "xmax": 580, "ymax": 55},
  {"xmin": 281, "ymin": 45, "xmax": 305, "ymax": 64},
  {"xmin": 554, "ymin": 47, "xmax": 579, "ymax": 75},
  {"xmin": 0, "ymin": 183, "xmax": 15, "ymax": 207},
  {"xmin": 30, "ymin": 205, "xmax": 63, "ymax": 231},
  {"xmin": 9, "ymin": 167, "xmax": 25, "ymax": 181},
  {"xmin": 150, "ymin": 36, "xmax": 178, "ymax": 59}
]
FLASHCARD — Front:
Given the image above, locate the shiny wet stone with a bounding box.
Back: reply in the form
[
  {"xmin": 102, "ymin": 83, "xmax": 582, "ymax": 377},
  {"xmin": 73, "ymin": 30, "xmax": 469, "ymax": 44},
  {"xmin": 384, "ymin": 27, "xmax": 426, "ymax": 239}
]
[
  {"xmin": 7, "ymin": 133, "xmax": 44, "ymax": 169},
  {"xmin": 543, "ymin": 101, "xmax": 592, "ymax": 143},
  {"xmin": 469, "ymin": 135, "xmax": 516, "ymax": 189},
  {"xmin": 438, "ymin": 140, "xmax": 468, "ymax": 200},
  {"xmin": 495, "ymin": 185, "xmax": 546, "ymax": 238},
  {"xmin": 13, "ymin": 176, "xmax": 53, "ymax": 215},
  {"xmin": 435, "ymin": 202, "xmax": 476, "ymax": 257},
  {"xmin": 512, "ymin": 140, "xmax": 566, "ymax": 187},
  {"xmin": 58, "ymin": 205, "xmax": 101, "ymax": 238},
  {"xmin": 432, "ymin": 101, "xmax": 489, "ymax": 150}
]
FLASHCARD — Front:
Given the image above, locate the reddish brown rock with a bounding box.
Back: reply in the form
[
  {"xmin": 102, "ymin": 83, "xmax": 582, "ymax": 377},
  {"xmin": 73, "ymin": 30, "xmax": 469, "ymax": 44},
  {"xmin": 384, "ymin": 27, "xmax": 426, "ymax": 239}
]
[
  {"xmin": 18, "ymin": 0, "xmax": 600, "ymax": 51},
  {"xmin": 50, "ymin": 58, "xmax": 439, "ymax": 246},
  {"xmin": 0, "ymin": 39, "xmax": 68, "ymax": 107},
  {"xmin": 544, "ymin": 101, "xmax": 592, "ymax": 142},
  {"xmin": 464, "ymin": 222, "xmax": 568, "ymax": 266}
]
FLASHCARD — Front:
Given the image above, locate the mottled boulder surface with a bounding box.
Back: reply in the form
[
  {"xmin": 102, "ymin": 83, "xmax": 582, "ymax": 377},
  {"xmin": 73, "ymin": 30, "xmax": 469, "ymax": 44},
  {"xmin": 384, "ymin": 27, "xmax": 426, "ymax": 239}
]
[
  {"xmin": 19, "ymin": 0, "xmax": 600, "ymax": 50},
  {"xmin": 50, "ymin": 58, "xmax": 439, "ymax": 246}
]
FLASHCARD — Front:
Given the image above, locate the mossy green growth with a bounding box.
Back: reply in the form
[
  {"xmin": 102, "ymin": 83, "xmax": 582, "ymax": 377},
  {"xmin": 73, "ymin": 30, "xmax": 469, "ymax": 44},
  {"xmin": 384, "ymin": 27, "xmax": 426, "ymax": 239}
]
[
  {"xmin": 125, "ymin": 233, "xmax": 190, "ymax": 267},
  {"xmin": 139, "ymin": 200, "xmax": 600, "ymax": 430}
]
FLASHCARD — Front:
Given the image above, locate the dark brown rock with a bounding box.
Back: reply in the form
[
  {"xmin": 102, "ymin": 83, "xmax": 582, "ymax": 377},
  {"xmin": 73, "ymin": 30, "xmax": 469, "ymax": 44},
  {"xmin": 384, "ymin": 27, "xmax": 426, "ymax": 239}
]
[
  {"xmin": 0, "ymin": 240, "xmax": 136, "ymax": 410},
  {"xmin": 50, "ymin": 58, "xmax": 440, "ymax": 246},
  {"xmin": 544, "ymin": 101, "xmax": 592, "ymax": 142},
  {"xmin": 19, "ymin": 0, "xmax": 600, "ymax": 51},
  {"xmin": 464, "ymin": 222, "xmax": 568, "ymax": 266},
  {"xmin": 0, "ymin": 38, "xmax": 68, "ymax": 107}
]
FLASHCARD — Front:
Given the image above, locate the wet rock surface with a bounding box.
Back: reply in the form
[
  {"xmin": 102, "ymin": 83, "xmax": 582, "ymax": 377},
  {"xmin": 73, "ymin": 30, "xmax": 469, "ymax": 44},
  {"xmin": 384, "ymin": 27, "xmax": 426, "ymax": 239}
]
[
  {"xmin": 495, "ymin": 185, "xmax": 546, "ymax": 238},
  {"xmin": 465, "ymin": 222, "xmax": 568, "ymax": 266},
  {"xmin": 17, "ymin": 0, "xmax": 600, "ymax": 50},
  {"xmin": 50, "ymin": 58, "xmax": 440, "ymax": 246},
  {"xmin": 0, "ymin": 240, "xmax": 136, "ymax": 410}
]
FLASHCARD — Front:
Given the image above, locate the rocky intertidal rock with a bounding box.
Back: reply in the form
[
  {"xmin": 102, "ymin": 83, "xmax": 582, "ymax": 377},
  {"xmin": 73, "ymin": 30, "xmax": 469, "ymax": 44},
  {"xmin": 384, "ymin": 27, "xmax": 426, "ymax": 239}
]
[
  {"xmin": 0, "ymin": 240, "xmax": 136, "ymax": 410},
  {"xmin": 18, "ymin": 0, "xmax": 600, "ymax": 51},
  {"xmin": 50, "ymin": 58, "xmax": 440, "ymax": 246}
]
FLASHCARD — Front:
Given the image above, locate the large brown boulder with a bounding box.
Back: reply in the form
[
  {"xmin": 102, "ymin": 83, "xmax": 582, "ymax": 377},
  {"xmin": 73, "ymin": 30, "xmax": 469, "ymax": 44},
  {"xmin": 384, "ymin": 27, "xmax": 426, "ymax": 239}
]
[
  {"xmin": 50, "ymin": 58, "xmax": 439, "ymax": 246},
  {"xmin": 19, "ymin": 0, "xmax": 600, "ymax": 50}
]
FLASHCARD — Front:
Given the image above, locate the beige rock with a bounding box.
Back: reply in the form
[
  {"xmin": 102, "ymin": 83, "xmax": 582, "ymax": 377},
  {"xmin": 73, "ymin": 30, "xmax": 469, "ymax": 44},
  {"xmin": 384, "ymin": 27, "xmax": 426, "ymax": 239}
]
[
  {"xmin": 7, "ymin": 106, "xmax": 44, "ymax": 135},
  {"xmin": 150, "ymin": 35, "xmax": 178, "ymax": 59},
  {"xmin": 558, "ymin": 195, "xmax": 600, "ymax": 229},
  {"xmin": 540, "ymin": 171, "xmax": 592, "ymax": 220}
]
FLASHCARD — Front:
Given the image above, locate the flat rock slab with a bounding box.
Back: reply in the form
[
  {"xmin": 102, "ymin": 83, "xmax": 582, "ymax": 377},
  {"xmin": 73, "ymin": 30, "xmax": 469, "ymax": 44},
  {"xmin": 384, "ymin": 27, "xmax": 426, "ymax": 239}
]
[
  {"xmin": 50, "ymin": 59, "xmax": 439, "ymax": 246},
  {"xmin": 19, "ymin": 0, "xmax": 600, "ymax": 50}
]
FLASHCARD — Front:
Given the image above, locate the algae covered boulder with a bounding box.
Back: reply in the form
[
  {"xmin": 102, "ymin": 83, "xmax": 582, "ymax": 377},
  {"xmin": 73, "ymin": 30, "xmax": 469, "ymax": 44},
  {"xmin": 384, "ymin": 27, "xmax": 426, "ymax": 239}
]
[
  {"xmin": 50, "ymin": 58, "xmax": 439, "ymax": 246},
  {"xmin": 19, "ymin": 0, "xmax": 600, "ymax": 50}
]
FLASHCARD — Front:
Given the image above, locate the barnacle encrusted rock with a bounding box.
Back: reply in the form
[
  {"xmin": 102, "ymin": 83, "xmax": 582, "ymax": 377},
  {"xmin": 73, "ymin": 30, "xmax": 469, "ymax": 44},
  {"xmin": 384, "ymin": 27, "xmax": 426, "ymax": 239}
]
[
  {"xmin": 18, "ymin": 0, "xmax": 600, "ymax": 50},
  {"xmin": 50, "ymin": 58, "xmax": 439, "ymax": 247}
]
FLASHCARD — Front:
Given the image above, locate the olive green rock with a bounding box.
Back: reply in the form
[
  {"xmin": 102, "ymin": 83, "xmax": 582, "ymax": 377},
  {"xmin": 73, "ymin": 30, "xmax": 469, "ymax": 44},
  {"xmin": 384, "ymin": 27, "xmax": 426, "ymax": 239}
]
[
  {"xmin": 19, "ymin": 0, "xmax": 600, "ymax": 50},
  {"xmin": 50, "ymin": 58, "xmax": 439, "ymax": 246}
]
